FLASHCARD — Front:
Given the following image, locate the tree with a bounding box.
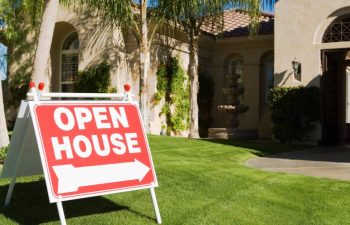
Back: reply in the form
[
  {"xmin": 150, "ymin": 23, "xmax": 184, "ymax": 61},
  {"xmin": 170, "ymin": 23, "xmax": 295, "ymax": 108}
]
[
  {"xmin": 0, "ymin": 0, "xmax": 47, "ymax": 148},
  {"xmin": 67, "ymin": 0, "xmax": 162, "ymax": 132},
  {"xmin": 158, "ymin": 0, "xmax": 275, "ymax": 138},
  {"xmin": 31, "ymin": 0, "xmax": 59, "ymax": 86}
]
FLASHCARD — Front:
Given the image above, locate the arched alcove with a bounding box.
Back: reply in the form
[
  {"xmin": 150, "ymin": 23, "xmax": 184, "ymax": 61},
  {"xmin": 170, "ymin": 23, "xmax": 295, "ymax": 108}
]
[
  {"xmin": 50, "ymin": 22, "xmax": 79, "ymax": 92},
  {"xmin": 223, "ymin": 54, "xmax": 245, "ymax": 103},
  {"xmin": 314, "ymin": 7, "xmax": 350, "ymax": 44},
  {"xmin": 224, "ymin": 54, "xmax": 244, "ymax": 77}
]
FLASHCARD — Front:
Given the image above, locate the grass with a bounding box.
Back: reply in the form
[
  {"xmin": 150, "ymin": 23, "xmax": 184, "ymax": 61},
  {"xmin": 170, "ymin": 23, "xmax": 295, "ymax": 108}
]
[{"xmin": 0, "ymin": 135, "xmax": 349, "ymax": 224}]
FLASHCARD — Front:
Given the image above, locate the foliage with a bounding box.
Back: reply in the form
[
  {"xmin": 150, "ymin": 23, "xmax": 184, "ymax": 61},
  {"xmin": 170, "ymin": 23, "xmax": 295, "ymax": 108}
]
[
  {"xmin": 62, "ymin": 0, "xmax": 162, "ymax": 47},
  {"xmin": 153, "ymin": 56, "xmax": 190, "ymax": 135},
  {"xmin": 198, "ymin": 70, "xmax": 214, "ymax": 137},
  {"xmin": 0, "ymin": 144, "xmax": 7, "ymax": 163},
  {"xmin": 8, "ymin": 61, "xmax": 31, "ymax": 106},
  {"xmin": 74, "ymin": 60, "xmax": 114, "ymax": 93},
  {"xmin": 0, "ymin": 0, "xmax": 44, "ymax": 45},
  {"xmin": 157, "ymin": 0, "xmax": 275, "ymax": 138},
  {"xmin": 269, "ymin": 86, "xmax": 320, "ymax": 144},
  {"xmin": 158, "ymin": 0, "xmax": 275, "ymax": 37},
  {"xmin": 0, "ymin": 0, "xmax": 45, "ymax": 107}
]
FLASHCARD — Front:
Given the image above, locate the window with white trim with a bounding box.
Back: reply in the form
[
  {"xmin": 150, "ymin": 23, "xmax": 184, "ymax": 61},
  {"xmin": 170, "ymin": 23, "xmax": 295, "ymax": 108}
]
[
  {"xmin": 60, "ymin": 32, "xmax": 79, "ymax": 92},
  {"xmin": 264, "ymin": 54, "xmax": 274, "ymax": 102}
]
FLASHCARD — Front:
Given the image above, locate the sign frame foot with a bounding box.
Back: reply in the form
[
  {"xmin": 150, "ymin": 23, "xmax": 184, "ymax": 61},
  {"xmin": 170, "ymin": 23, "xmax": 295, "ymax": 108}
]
[
  {"xmin": 4, "ymin": 122, "xmax": 32, "ymax": 207},
  {"xmin": 150, "ymin": 187, "xmax": 162, "ymax": 224},
  {"xmin": 56, "ymin": 201, "xmax": 67, "ymax": 225}
]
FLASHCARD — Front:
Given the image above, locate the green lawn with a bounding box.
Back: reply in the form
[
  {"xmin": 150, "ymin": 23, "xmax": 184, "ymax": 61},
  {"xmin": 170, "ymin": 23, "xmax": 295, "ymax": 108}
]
[{"xmin": 0, "ymin": 135, "xmax": 349, "ymax": 225}]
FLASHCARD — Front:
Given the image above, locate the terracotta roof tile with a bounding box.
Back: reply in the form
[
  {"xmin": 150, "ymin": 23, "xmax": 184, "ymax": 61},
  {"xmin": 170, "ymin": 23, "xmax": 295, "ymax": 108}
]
[{"xmin": 201, "ymin": 9, "xmax": 274, "ymax": 38}]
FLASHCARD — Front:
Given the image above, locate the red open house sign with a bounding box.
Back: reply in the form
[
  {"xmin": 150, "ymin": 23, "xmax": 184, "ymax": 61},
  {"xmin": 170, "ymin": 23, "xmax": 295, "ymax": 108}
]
[{"xmin": 29, "ymin": 101, "xmax": 157, "ymax": 202}]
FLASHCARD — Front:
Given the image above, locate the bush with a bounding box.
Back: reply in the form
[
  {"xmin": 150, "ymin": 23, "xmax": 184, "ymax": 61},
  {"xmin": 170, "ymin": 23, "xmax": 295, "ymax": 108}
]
[
  {"xmin": 269, "ymin": 86, "xmax": 320, "ymax": 144},
  {"xmin": 152, "ymin": 56, "xmax": 190, "ymax": 135},
  {"xmin": 0, "ymin": 145, "xmax": 8, "ymax": 163},
  {"xmin": 75, "ymin": 60, "xmax": 113, "ymax": 93}
]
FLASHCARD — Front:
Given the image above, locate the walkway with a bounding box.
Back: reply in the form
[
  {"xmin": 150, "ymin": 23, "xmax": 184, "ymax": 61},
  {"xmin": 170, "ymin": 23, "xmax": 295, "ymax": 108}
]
[{"xmin": 246, "ymin": 147, "xmax": 350, "ymax": 181}]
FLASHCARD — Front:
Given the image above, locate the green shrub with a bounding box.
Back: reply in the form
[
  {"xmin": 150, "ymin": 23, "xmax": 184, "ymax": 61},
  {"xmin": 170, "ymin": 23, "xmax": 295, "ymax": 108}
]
[
  {"xmin": 75, "ymin": 60, "xmax": 113, "ymax": 93},
  {"xmin": 0, "ymin": 145, "xmax": 8, "ymax": 163},
  {"xmin": 269, "ymin": 86, "xmax": 320, "ymax": 144},
  {"xmin": 8, "ymin": 64, "xmax": 31, "ymax": 106},
  {"xmin": 152, "ymin": 56, "xmax": 190, "ymax": 135}
]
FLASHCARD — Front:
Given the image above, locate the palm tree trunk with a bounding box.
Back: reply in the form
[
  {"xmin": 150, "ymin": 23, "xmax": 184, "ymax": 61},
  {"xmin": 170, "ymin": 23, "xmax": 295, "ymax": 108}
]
[
  {"xmin": 188, "ymin": 26, "xmax": 200, "ymax": 138},
  {"xmin": 31, "ymin": 0, "xmax": 58, "ymax": 87},
  {"xmin": 0, "ymin": 81, "xmax": 9, "ymax": 148},
  {"xmin": 139, "ymin": 0, "xmax": 150, "ymax": 132}
]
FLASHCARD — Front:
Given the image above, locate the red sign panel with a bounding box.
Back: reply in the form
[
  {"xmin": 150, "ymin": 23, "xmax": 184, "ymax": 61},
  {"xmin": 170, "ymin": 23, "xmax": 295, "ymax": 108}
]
[{"xmin": 29, "ymin": 101, "xmax": 157, "ymax": 203}]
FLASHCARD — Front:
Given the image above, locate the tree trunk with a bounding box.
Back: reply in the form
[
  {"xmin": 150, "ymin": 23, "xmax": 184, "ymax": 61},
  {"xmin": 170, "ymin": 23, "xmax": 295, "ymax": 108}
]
[
  {"xmin": 139, "ymin": 0, "xmax": 150, "ymax": 132},
  {"xmin": 31, "ymin": 0, "xmax": 58, "ymax": 87},
  {"xmin": 0, "ymin": 81, "xmax": 9, "ymax": 148},
  {"xmin": 188, "ymin": 27, "xmax": 200, "ymax": 138}
]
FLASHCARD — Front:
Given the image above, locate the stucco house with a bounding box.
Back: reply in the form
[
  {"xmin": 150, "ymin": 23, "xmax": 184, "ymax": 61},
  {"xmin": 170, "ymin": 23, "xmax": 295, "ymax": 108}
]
[
  {"xmin": 6, "ymin": 0, "xmax": 350, "ymax": 145},
  {"xmin": 275, "ymin": 0, "xmax": 350, "ymax": 145},
  {"xmin": 44, "ymin": 5, "xmax": 274, "ymax": 139}
]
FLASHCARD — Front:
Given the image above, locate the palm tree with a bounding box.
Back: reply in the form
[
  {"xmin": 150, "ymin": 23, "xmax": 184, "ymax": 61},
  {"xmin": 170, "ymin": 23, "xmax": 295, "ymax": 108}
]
[
  {"xmin": 66, "ymin": 0, "xmax": 162, "ymax": 132},
  {"xmin": 158, "ymin": 0, "xmax": 275, "ymax": 138},
  {"xmin": 0, "ymin": 0, "xmax": 47, "ymax": 148},
  {"xmin": 31, "ymin": 0, "xmax": 59, "ymax": 86}
]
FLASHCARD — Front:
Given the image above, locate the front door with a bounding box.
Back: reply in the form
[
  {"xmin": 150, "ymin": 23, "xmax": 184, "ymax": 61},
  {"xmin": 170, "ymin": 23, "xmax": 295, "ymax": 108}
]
[{"xmin": 322, "ymin": 49, "xmax": 350, "ymax": 145}]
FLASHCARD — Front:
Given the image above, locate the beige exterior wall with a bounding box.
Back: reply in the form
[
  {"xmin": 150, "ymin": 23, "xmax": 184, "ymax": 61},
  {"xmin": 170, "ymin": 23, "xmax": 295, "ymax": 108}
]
[
  {"xmin": 275, "ymin": 0, "xmax": 350, "ymax": 86},
  {"xmin": 50, "ymin": 5, "xmax": 192, "ymax": 136},
  {"xmin": 5, "ymin": 5, "xmax": 275, "ymax": 138},
  {"xmin": 51, "ymin": 6, "xmax": 128, "ymax": 93},
  {"xmin": 208, "ymin": 35, "xmax": 274, "ymax": 138},
  {"xmin": 275, "ymin": 0, "xmax": 350, "ymax": 142}
]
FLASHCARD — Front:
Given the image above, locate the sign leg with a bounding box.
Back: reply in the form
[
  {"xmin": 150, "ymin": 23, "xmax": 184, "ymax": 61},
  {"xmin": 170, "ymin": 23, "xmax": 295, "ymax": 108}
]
[
  {"xmin": 4, "ymin": 175, "xmax": 17, "ymax": 207},
  {"xmin": 150, "ymin": 187, "xmax": 162, "ymax": 224},
  {"xmin": 56, "ymin": 201, "xmax": 67, "ymax": 225},
  {"xmin": 4, "ymin": 123, "xmax": 32, "ymax": 207}
]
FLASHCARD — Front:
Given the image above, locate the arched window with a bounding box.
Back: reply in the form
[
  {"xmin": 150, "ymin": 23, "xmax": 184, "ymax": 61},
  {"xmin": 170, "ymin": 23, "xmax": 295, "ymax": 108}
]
[
  {"xmin": 323, "ymin": 15, "xmax": 350, "ymax": 43},
  {"xmin": 60, "ymin": 32, "xmax": 79, "ymax": 92},
  {"xmin": 263, "ymin": 54, "xmax": 274, "ymax": 102}
]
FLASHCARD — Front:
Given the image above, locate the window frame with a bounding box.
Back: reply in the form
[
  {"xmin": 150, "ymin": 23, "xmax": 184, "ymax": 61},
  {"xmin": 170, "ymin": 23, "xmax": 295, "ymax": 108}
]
[
  {"xmin": 263, "ymin": 54, "xmax": 274, "ymax": 103},
  {"xmin": 59, "ymin": 32, "xmax": 79, "ymax": 92}
]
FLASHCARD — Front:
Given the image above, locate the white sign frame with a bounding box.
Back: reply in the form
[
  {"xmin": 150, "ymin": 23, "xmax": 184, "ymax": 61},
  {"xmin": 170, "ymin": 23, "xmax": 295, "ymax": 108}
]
[{"xmin": 2, "ymin": 90, "xmax": 162, "ymax": 225}]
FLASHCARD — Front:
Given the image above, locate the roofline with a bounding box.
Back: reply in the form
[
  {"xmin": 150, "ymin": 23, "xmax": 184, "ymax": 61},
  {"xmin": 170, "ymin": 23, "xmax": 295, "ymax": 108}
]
[{"xmin": 224, "ymin": 8, "xmax": 274, "ymax": 18}]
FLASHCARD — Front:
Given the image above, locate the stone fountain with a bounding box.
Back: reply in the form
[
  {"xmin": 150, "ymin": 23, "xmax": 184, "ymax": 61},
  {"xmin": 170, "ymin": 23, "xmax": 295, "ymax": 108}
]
[{"xmin": 208, "ymin": 71, "xmax": 257, "ymax": 139}]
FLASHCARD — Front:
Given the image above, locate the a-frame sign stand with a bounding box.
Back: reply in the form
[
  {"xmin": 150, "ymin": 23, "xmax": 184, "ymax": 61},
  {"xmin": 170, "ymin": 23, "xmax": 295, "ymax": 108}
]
[{"xmin": 1, "ymin": 82, "xmax": 162, "ymax": 225}]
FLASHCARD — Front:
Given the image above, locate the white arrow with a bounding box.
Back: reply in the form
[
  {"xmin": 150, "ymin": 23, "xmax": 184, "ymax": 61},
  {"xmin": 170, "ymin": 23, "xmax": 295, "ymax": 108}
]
[{"xmin": 52, "ymin": 159, "xmax": 150, "ymax": 194}]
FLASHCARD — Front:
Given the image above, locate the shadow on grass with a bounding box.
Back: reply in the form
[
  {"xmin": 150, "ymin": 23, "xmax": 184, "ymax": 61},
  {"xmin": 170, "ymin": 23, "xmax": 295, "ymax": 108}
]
[
  {"xmin": 201, "ymin": 139, "xmax": 309, "ymax": 156},
  {"xmin": 0, "ymin": 179, "xmax": 155, "ymax": 224},
  {"xmin": 204, "ymin": 139, "xmax": 350, "ymax": 164},
  {"xmin": 264, "ymin": 146, "xmax": 350, "ymax": 163}
]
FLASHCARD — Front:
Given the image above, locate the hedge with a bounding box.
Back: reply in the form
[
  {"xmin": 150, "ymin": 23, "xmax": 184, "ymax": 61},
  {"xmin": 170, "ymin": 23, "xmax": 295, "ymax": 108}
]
[{"xmin": 269, "ymin": 86, "xmax": 320, "ymax": 143}]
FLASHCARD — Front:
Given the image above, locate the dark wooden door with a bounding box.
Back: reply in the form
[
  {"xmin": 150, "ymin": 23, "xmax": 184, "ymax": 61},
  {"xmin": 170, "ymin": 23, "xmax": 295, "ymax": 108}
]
[{"xmin": 322, "ymin": 51, "xmax": 339, "ymax": 145}]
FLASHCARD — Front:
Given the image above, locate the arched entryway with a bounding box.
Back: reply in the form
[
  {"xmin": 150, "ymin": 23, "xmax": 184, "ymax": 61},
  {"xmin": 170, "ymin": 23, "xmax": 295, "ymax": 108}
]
[{"xmin": 321, "ymin": 14, "xmax": 350, "ymax": 145}]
